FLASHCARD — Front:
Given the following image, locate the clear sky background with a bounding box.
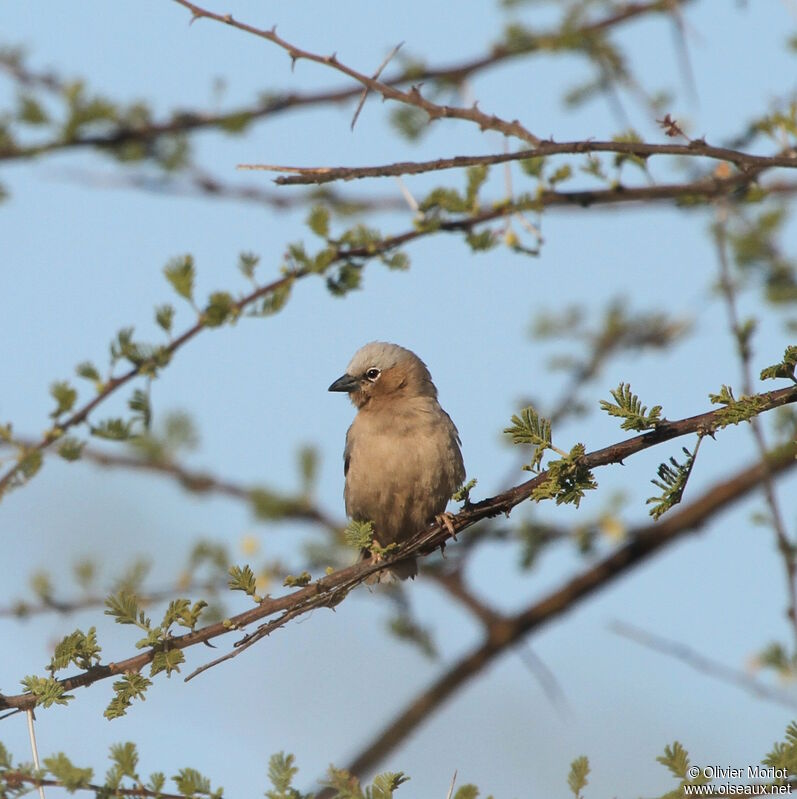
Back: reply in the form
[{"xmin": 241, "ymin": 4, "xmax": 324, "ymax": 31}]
[{"xmin": 1, "ymin": 2, "xmax": 796, "ymax": 798}]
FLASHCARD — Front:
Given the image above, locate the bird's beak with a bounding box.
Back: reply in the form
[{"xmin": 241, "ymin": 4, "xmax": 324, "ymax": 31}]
[{"xmin": 328, "ymin": 373, "xmax": 360, "ymax": 393}]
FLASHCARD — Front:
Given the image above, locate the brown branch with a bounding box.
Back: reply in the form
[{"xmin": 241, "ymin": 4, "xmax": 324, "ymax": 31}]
[
  {"xmin": 333, "ymin": 439, "xmax": 797, "ymax": 786},
  {"xmin": 172, "ymin": 0, "xmax": 542, "ymax": 145},
  {"xmin": 609, "ymin": 620, "xmax": 797, "ymax": 710},
  {"xmin": 244, "ymin": 142, "xmax": 796, "ymax": 186},
  {"xmin": 1, "ymin": 0, "xmax": 690, "ymax": 163},
  {"xmin": 1, "ymin": 385, "xmax": 795, "ymax": 713}
]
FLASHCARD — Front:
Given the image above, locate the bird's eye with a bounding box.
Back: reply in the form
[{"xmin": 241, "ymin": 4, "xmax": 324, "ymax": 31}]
[{"xmin": 365, "ymin": 367, "xmax": 381, "ymax": 381}]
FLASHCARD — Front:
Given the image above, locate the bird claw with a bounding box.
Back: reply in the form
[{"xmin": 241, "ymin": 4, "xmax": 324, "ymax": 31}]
[{"xmin": 436, "ymin": 512, "xmax": 457, "ymax": 539}]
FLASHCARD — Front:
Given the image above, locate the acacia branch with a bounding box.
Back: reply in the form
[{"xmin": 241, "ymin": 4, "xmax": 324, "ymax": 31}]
[
  {"xmin": 1, "ymin": 385, "xmax": 795, "ymax": 713},
  {"xmin": 334, "ymin": 439, "xmax": 797, "ymax": 785},
  {"xmin": 243, "ymin": 141, "xmax": 796, "ymax": 185},
  {"xmin": 173, "ymin": 0, "xmax": 542, "ymax": 145},
  {"xmin": 1, "ymin": 0, "xmax": 684, "ymax": 163}
]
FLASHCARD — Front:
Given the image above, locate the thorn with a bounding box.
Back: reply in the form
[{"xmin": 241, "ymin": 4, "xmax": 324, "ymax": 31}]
[{"xmin": 222, "ymin": 14, "xmax": 233, "ymax": 23}]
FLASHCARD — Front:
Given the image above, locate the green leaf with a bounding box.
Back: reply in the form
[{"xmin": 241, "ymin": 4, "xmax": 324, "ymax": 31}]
[
  {"xmin": 49, "ymin": 627, "xmax": 101, "ymax": 673},
  {"xmin": 128, "ymin": 388, "xmax": 151, "ymax": 429},
  {"xmin": 266, "ymin": 752, "xmax": 304, "ymax": 799},
  {"xmin": 76, "ymin": 361, "xmax": 101, "ymax": 383},
  {"xmin": 599, "ymin": 383, "xmax": 662, "ymax": 431},
  {"xmin": 228, "ymin": 564, "xmax": 259, "ymax": 598},
  {"xmin": 239, "ymin": 251, "xmax": 260, "ymax": 279},
  {"xmin": 163, "ymin": 255, "xmax": 195, "ymax": 302},
  {"xmin": 91, "ymin": 417, "xmax": 134, "ymax": 441},
  {"xmin": 21, "ymin": 674, "xmax": 72, "ymax": 707},
  {"xmin": 344, "ymin": 520, "xmax": 374, "ymax": 550},
  {"xmin": 155, "ymin": 303, "xmax": 175, "ymax": 333},
  {"xmin": 452, "ymin": 478, "xmax": 477, "ymax": 504},
  {"xmin": 49, "ymin": 381, "xmax": 78, "ymax": 418},
  {"xmin": 105, "ymin": 590, "xmax": 151, "ymax": 629},
  {"xmin": 308, "ymin": 206, "xmax": 331, "ymax": 238},
  {"xmin": 646, "ymin": 444, "xmax": 699, "ymax": 520},
  {"xmin": 57, "ymin": 436, "xmax": 85, "ymax": 461},
  {"xmin": 203, "ymin": 291, "xmax": 236, "ymax": 327},
  {"xmin": 104, "ymin": 673, "xmax": 152, "ymax": 720},
  {"xmin": 106, "ymin": 741, "xmax": 140, "ymax": 788},
  {"xmin": 173, "ymin": 767, "xmax": 212, "ymax": 797},
  {"xmin": 760, "ymin": 345, "xmax": 797, "ymax": 381},
  {"xmin": 43, "ymin": 753, "xmax": 93, "ymax": 791},
  {"xmin": 657, "ymin": 741, "xmax": 690, "ymax": 779},
  {"xmin": 504, "ymin": 406, "xmax": 553, "ymax": 471},
  {"xmin": 150, "ymin": 647, "xmax": 185, "ymax": 677},
  {"xmin": 568, "ymin": 756, "xmax": 590, "ymax": 798}
]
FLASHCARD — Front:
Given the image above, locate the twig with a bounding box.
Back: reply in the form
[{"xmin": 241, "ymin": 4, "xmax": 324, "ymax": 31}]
[
  {"xmin": 174, "ymin": 0, "xmax": 542, "ymax": 145},
  {"xmin": 1, "ymin": 387, "xmax": 795, "ymax": 713},
  {"xmin": 240, "ymin": 141, "xmax": 797, "ymax": 185},
  {"xmin": 610, "ymin": 620, "xmax": 797, "ymax": 710}
]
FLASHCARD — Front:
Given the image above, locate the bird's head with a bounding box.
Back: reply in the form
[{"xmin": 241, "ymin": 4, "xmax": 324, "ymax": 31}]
[{"xmin": 328, "ymin": 341, "xmax": 437, "ymax": 409}]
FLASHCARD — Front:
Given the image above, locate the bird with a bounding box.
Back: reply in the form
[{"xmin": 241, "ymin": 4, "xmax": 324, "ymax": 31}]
[{"xmin": 328, "ymin": 342, "xmax": 466, "ymax": 581}]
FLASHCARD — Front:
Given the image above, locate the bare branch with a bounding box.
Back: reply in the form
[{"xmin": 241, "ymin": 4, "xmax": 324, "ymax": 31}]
[{"xmin": 241, "ymin": 142, "xmax": 796, "ymax": 186}]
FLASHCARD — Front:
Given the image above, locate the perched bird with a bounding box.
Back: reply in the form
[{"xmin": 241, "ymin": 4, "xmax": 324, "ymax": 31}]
[{"xmin": 329, "ymin": 342, "xmax": 466, "ymax": 581}]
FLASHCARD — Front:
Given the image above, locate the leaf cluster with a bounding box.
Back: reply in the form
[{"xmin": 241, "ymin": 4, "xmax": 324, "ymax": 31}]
[
  {"xmin": 600, "ymin": 383, "xmax": 662, "ymax": 431},
  {"xmin": 646, "ymin": 444, "xmax": 698, "ymax": 521}
]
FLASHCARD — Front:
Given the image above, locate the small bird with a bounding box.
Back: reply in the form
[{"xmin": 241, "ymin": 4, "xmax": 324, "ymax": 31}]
[{"xmin": 329, "ymin": 342, "xmax": 466, "ymax": 581}]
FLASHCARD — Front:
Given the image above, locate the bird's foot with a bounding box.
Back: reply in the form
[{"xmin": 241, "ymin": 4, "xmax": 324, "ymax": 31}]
[
  {"xmin": 369, "ymin": 540, "xmax": 385, "ymax": 563},
  {"xmin": 436, "ymin": 512, "xmax": 457, "ymax": 540}
]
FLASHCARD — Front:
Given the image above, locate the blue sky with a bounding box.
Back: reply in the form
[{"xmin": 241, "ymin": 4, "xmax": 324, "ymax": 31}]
[{"xmin": 1, "ymin": 2, "xmax": 796, "ymax": 797}]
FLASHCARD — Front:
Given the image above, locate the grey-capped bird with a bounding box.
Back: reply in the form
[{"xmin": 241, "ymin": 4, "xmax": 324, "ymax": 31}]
[{"xmin": 329, "ymin": 342, "xmax": 466, "ymax": 581}]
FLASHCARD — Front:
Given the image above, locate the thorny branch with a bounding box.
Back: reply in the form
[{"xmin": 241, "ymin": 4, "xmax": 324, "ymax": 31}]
[
  {"xmin": 173, "ymin": 0, "xmax": 542, "ymax": 145},
  {"xmin": 1, "ymin": 385, "xmax": 795, "ymax": 713},
  {"xmin": 0, "ymin": 0, "xmax": 687, "ymax": 163}
]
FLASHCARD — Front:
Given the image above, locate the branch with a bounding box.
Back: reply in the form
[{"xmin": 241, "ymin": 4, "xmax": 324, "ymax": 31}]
[
  {"xmin": 172, "ymin": 0, "xmax": 541, "ymax": 145},
  {"xmin": 243, "ymin": 142, "xmax": 796, "ymax": 186},
  {"xmin": 333, "ymin": 439, "xmax": 797, "ymax": 785},
  {"xmin": 609, "ymin": 620, "xmax": 797, "ymax": 710},
  {"xmin": 1, "ymin": 0, "xmax": 689, "ymax": 162},
  {"xmin": 1, "ymin": 385, "xmax": 795, "ymax": 713}
]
